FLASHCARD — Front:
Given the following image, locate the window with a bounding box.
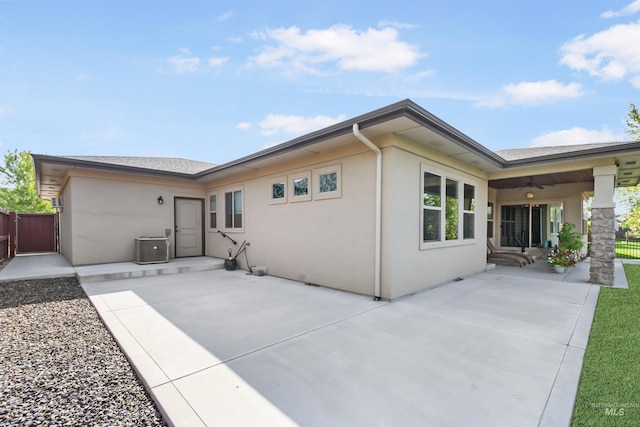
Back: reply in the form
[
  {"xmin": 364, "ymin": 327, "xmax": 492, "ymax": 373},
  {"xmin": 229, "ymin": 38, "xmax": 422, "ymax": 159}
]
[
  {"xmin": 225, "ymin": 189, "xmax": 243, "ymax": 229},
  {"xmin": 445, "ymin": 179, "xmax": 458, "ymax": 240},
  {"xmin": 269, "ymin": 177, "xmax": 287, "ymax": 204},
  {"xmin": 291, "ymin": 171, "xmax": 311, "ymax": 202},
  {"xmin": 421, "ymin": 166, "xmax": 476, "ymax": 247},
  {"xmin": 423, "ymin": 172, "xmax": 441, "ymax": 242},
  {"xmin": 210, "ymin": 195, "xmax": 218, "ymax": 228},
  {"xmin": 463, "ymin": 184, "xmax": 475, "ymax": 239},
  {"xmin": 487, "ymin": 202, "xmax": 494, "ymax": 238},
  {"xmin": 314, "ymin": 165, "xmax": 342, "ymax": 200},
  {"xmin": 293, "ymin": 177, "xmax": 308, "ymax": 196}
]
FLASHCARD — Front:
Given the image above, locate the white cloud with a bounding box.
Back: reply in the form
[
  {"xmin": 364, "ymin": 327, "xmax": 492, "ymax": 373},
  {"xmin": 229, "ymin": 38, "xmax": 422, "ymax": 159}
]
[
  {"xmin": 258, "ymin": 113, "xmax": 346, "ymax": 137},
  {"xmin": 601, "ymin": 0, "xmax": 640, "ymax": 18},
  {"xmin": 0, "ymin": 107, "xmax": 12, "ymax": 115},
  {"xmin": 208, "ymin": 56, "xmax": 228, "ymax": 67},
  {"xmin": 377, "ymin": 20, "xmax": 416, "ymax": 30},
  {"xmin": 236, "ymin": 122, "xmax": 252, "ymax": 130},
  {"xmin": 560, "ymin": 21, "xmax": 640, "ymax": 85},
  {"xmin": 248, "ymin": 24, "xmax": 423, "ymax": 75},
  {"xmin": 476, "ymin": 80, "xmax": 584, "ymax": 108},
  {"xmin": 217, "ymin": 11, "xmax": 234, "ymax": 22},
  {"xmin": 168, "ymin": 48, "xmax": 200, "ymax": 74},
  {"xmin": 529, "ymin": 126, "xmax": 624, "ymax": 147}
]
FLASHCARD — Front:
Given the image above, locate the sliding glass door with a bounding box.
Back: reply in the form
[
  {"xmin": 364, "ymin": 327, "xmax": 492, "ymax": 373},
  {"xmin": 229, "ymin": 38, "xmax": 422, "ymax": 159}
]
[{"xmin": 500, "ymin": 203, "xmax": 561, "ymax": 248}]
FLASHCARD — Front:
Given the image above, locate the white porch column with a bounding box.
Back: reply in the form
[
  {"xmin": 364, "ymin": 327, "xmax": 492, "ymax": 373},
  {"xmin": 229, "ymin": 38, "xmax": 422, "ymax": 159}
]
[{"xmin": 590, "ymin": 164, "xmax": 617, "ymax": 286}]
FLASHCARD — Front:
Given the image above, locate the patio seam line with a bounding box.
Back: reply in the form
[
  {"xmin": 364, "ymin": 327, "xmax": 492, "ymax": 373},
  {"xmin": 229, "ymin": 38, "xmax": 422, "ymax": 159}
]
[
  {"xmin": 88, "ymin": 300, "xmax": 176, "ymax": 390},
  {"xmin": 566, "ymin": 285, "xmax": 599, "ymax": 349},
  {"xmin": 116, "ymin": 310, "xmax": 173, "ymax": 377},
  {"xmin": 424, "ymin": 304, "xmax": 578, "ymax": 346},
  {"xmin": 150, "ymin": 381, "xmax": 206, "ymax": 427},
  {"xmin": 166, "ymin": 301, "xmax": 390, "ymax": 383}
]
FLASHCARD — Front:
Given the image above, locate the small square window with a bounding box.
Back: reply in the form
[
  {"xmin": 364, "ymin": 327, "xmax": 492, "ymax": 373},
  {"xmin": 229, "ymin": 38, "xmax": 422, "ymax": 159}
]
[
  {"xmin": 273, "ymin": 182, "xmax": 285, "ymax": 199},
  {"xmin": 319, "ymin": 172, "xmax": 337, "ymax": 193},
  {"xmin": 293, "ymin": 177, "xmax": 308, "ymax": 196},
  {"xmin": 290, "ymin": 172, "xmax": 311, "ymax": 202},
  {"xmin": 314, "ymin": 165, "xmax": 341, "ymax": 200},
  {"xmin": 269, "ymin": 177, "xmax": 287, "ymax": 204}
]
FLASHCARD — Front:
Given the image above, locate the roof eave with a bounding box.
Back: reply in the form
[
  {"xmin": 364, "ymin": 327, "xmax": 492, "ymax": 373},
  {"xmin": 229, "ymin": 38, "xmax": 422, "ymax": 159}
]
[
  {"xmin": 195, "ymin": 99, "xmax": 507, "ymax": 178},
  {"xmin": 31, "ymin": 154, "xmax": 197, "ymax": 180},
  {"xmin": 501, "ymin": 141, "xmax": 640, "ymax": 167}
]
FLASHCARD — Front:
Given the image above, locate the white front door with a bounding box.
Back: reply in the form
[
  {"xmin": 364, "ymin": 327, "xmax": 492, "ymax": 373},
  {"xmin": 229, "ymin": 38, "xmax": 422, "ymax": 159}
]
[{"xmin": 175, "ymin": 198, "xmax": 203, "ymax": 257}]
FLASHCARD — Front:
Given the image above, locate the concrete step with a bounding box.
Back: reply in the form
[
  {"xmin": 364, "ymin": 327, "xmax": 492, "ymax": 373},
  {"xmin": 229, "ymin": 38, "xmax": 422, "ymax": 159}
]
[{"xmin": 76, "ymin": 257, "xmax": 225, "ymax": 284}]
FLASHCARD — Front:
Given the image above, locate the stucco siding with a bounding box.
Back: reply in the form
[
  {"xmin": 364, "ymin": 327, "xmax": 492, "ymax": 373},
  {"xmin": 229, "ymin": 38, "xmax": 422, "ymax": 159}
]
[
  {"xmin": 381, "ymin": 138, "xmax": 489, "ymax": 299},
  {"xmin": 205, "ymin": 144, "xmax": 377, "ymax": 296},
  {"xmin": 65, "ymin": 170, "xmax": 206, "ymax": 266},
  {"xmin": 59, "ymin": 183, "xmax": 73, "ymax": 263}
]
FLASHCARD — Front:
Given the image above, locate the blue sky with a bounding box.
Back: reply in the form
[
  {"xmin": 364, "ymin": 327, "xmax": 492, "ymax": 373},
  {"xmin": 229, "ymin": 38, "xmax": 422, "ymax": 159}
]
[{"xmin": 1, "ymin": 0, "xmax": 640, "ymax": 165}]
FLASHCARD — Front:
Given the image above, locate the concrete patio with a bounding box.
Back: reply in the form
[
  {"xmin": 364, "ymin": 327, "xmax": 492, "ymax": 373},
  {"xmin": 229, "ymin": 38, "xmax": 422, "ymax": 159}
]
[{"xmin": 1, "ymin": 254, "xmax": 623, "ymax": 426}]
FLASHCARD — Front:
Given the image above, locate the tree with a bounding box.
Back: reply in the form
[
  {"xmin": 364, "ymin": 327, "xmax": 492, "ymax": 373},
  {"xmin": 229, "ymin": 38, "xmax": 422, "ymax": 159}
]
[
  {"xmin": 0, "ymin": 150, "xmax": 53, "ymax": 213},
  {"xmin": 619, "ymin": 102, "xmax": 640, "ymax": 234},
  {"xmin": 625, "ymin": 102, "xmax": 640, "ymax": 140}
]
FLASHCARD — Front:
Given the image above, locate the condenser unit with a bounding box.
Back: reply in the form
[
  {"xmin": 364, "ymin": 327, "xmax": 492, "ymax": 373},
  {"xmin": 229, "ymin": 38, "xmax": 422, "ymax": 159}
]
[{"xmin": 135, "ymin": 237, "xmax": 169, "ymax": 264}]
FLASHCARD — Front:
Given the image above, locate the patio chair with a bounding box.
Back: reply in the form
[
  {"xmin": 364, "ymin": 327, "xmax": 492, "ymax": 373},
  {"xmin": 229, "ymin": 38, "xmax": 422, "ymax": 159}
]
[
  {"xmin": 487, "ymin": 239, "xmax": 535, "ymax": 264},
  {"xmin": 487, "ymin": 251, "xmax": 526, "ymax": 268}
]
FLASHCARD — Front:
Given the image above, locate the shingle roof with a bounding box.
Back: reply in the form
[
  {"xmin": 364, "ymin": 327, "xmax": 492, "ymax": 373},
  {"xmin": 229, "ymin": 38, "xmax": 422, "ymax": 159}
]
[
  {"xmin": 496, "ymin": 141, "xmax": 638, "ymax": 161},
  {"xmin": 56, "ymin": 156, "xmax": 216, "ymax": 175}
]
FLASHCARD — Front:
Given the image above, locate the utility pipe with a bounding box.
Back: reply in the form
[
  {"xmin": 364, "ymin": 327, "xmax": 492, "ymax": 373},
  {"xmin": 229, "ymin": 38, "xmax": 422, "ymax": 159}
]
[{"xmin": 352, "ymin": 123, "xmax": 382, "ymax": 300}]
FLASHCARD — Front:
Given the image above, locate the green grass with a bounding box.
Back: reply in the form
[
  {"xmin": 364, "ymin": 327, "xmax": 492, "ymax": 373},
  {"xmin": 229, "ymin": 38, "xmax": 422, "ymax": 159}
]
[
  {"xmin": 572, "ymin": 264, "xmax": 640, "ymax": 426},
  {"xmin": 615, "ymin": 240, "xmax": 640, "ymax": 259}
]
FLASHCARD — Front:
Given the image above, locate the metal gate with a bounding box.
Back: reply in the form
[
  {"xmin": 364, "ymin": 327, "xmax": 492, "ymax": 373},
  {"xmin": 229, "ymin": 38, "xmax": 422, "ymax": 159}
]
[{"xmin": 16, "ymin": 213, "xmax": 58, "ymax": 253}]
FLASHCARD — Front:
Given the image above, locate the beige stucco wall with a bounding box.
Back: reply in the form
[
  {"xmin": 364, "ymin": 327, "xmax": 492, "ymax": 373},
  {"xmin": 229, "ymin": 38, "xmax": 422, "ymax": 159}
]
[
  {"xmin": 62, "ymin": 169, "xmax": 206, "ymax": 265},
  {"xmin": 380, "ymin": 135, "xmax": 489, "ymax": 299},
  {"xmin": 58, "ymin": 183, "xmax": 73, "ymax": 262},
  {"xmin": 204, "ymin": 143, "xmax": 378, "ymax": 296}
]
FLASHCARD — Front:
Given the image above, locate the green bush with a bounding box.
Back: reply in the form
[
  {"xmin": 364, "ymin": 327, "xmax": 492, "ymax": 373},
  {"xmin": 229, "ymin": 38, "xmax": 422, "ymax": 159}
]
[{"xmin": 559, "ymin": 223, "xmax": 584, "ymax": 251}]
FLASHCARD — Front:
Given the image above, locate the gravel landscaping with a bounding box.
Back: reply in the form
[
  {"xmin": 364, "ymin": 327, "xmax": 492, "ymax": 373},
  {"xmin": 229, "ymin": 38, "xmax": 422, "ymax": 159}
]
[{"xmin": 0, "ymin": 274, "xmax": 166, "ymax": 426}]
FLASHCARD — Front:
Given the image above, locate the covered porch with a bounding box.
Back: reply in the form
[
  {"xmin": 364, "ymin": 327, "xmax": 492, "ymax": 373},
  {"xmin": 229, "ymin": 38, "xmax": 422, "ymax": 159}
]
[{"xmin": 487, "ymin": 142, "xmax": 640, "ymax": 286}]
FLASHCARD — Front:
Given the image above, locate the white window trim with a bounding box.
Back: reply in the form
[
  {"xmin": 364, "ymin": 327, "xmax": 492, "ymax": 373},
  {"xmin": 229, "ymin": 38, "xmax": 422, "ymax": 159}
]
[
  {"xmin": 223, "ymin": 186, "xmax": 244, "ymax": 232},
  {"xmin": 463, "ymin": 183, "xmax": 475, "ymax": 240},
  {"xmin": 290, "ymin": 171, "xmax": 311, "ymax": 202},
  {"xmin": 208, "ymin": 193, "xmax": 218, "ymax": 231},
  {"xmin": 313, "ymin": 164, "xmax": 342, "ymax": 200},
  {"xmin": 420, "ymin": 163, "xmax": 478, "ymax": 250},
  {"xmin": 269, "ymin": 176, "xmax": 288, "ymax": 205}
]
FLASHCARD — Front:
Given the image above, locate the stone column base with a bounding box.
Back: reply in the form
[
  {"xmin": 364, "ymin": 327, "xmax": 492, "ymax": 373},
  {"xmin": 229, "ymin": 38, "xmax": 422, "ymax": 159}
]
[{"xmin": 589, "ymin": 207, "xmax": 616, "ymax": 286}]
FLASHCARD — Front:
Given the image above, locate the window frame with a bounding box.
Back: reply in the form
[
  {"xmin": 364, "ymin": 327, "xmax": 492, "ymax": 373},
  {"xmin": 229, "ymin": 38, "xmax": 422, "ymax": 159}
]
[
  {"xmin": 290, "ymin": 171, "xmax": 311, "ymax": 202},
  {"xmin": 269, "ymin": 176, "xmax": 288, "ymax": 205},
  {"xmin": 223, "ymin": 186, "xmax": 244, "ymax": 231},
  {"xmin": 463, "ymin": 183, "xmax": 475, "ymax": 240},
  {"xmin": 487, "ymin": 202, "xmax": 494, "ymax": 238},
  {"xmin": 313, "ymin": 164, "xmax": 342, "ymax": 200},
  {"xmin": 420, "ymin": 164, "xmax": 478, "ymax": 249},
  {"xmin": 208, "ymin": 193, "xmax": 218, "ymax": 230}
]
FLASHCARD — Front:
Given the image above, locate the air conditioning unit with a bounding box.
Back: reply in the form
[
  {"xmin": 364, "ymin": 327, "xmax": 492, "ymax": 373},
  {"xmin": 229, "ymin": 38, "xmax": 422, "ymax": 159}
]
[
  {"xmin": 51, "ymin": 197, "xmax": 63, "ymax": 208},
  {"xmin": 135, "ymin": 237, "xmax": 169, "ymax": 264}
]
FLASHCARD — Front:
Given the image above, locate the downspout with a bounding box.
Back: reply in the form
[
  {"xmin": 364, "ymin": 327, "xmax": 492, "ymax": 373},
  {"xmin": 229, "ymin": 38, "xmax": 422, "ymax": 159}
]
[{"xmin": 352, "ymin": 124, "xmax": 382, "ymax": 301}]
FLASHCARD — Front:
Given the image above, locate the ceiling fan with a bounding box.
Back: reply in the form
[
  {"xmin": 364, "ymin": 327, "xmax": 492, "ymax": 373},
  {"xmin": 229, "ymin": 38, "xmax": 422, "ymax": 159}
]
[{"xmin": 517, "ymin": 176, "xmax": 553, "ymax": 190}]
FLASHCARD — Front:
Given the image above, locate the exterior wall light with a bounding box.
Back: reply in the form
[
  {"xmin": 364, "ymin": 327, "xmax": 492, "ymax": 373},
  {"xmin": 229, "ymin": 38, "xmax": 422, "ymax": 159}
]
[
  {"xmin": 526, "ymin": 192, "xmax": 534, "ymax": 199},
  {"xmin": 157, "ymin": 196, "xmax": 164, "ymax": 205}
]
